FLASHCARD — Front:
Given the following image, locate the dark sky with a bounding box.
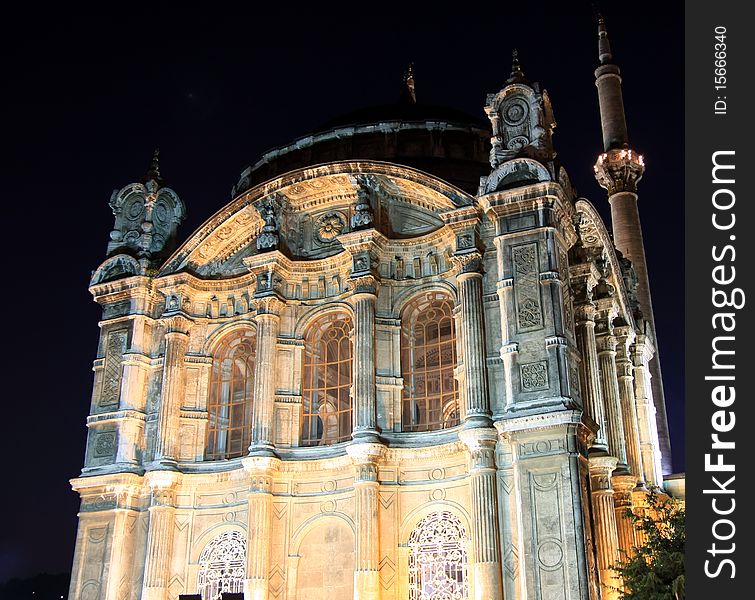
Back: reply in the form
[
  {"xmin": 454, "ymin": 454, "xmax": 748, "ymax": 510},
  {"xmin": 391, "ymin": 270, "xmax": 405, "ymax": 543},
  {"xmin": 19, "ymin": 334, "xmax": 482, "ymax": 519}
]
[{"xmin": 0, "ymin": 1, "xmax": 683, "ymax": 582}]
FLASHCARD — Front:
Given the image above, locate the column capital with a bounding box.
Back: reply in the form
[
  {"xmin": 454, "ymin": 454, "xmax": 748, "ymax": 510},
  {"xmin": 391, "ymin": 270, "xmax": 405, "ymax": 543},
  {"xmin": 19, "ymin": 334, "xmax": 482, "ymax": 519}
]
[
  {"xmin": 451, "ymin": 250, "xmax": 484, "ymax": 277},
  {"xmin": 160, "ymin": 314, "xmax": 193, "ymax": 335},
  {"xmin": 145, "ymin": 471, "xmax": 181, "ymax": 506},
  {"xmin": 347, "ymin": 442, "xmax": 386, "ymax": 483},
  {"xmin": 252, "ymin": 295, "xmax": 286, "ymax": 317},
  {"xmin": 347, "ymin": 274, "xmax": 379, "ymax": 297},
  {"xmin": 242, "ymin": 456, "xmax": 281, "ymax": 493},
  {"xmin": 589, "ymin": 453, "xmax": 619, "ymax": 484},
  {"xmin": 459, "ymin": 427, "xmax": 498, "ymax": 471},
  {"xmin": 612, "ymin": 473, "xmax": 636, "ymax": 496},
  {"xmin": 613, "ymin": 324, "xmax": 636, "ymax": 347},
  {"xmin": 595, "ymin": 333, "xmax": 617, "ymax": 354},
  {"xmin": 574, "ymin": 301, "xmax": 597, "ymax": 323}
]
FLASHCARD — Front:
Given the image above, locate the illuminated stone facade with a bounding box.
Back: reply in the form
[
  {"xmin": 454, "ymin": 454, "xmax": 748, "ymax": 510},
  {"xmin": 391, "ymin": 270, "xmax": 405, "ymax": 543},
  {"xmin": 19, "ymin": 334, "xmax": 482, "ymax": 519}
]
[{"xmin": 69, "ymin": 23, "xmax": 678, "ymax": 600}]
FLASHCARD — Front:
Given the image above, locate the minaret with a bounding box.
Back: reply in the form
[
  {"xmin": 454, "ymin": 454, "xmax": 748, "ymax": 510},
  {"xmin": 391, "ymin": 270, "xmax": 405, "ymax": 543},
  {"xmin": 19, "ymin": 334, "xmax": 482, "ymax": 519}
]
[{"xmin": 592, "ymin": 14, "xmax": 672, "ymax": 475}]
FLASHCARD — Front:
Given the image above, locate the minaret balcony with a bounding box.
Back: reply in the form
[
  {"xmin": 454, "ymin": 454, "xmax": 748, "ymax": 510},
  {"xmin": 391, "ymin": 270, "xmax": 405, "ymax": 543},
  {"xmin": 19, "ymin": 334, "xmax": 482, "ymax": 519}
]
[{"xmin": 593, "ymin": 148, "xmax": 646, "ymax": 195}]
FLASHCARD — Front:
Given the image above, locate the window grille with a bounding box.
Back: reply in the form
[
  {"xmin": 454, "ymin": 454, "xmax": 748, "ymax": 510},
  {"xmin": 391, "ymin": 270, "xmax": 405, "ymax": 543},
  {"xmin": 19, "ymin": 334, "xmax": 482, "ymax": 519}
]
[
  {"xmin": 197, "ymin": 531, "xmax": 246, "ymax": 600},
  {"xmin": 408, "ymin": 511, "xmax": 469, "ymax": 600}
]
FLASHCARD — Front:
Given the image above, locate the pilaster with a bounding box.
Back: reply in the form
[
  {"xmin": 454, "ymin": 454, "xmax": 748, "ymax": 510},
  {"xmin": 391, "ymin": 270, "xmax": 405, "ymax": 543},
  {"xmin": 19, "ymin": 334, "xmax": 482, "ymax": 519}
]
[
  {"xmin": 347, "ymin": 442, "xmax": 386, "ymax": 600},
  {"xmin": 142, "ymin": 472, "xmax": 181, "ymax": 600},
  {"xmin": 242, "ymin": 455, "xmax": 281, "ymax": 600},
  {"xmin": 459, "ymin": 428, "xmax": 503, "ymax": 600},
  {"xmin": 495, "ymin": 412, "xmax": 591, "ymax": 600}
]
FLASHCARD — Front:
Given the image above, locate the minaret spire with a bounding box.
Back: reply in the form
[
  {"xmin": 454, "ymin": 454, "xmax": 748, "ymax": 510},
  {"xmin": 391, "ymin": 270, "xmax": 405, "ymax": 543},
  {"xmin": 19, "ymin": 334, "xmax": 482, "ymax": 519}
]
[
  {"xmin": 597, "ymin": 13, "xmax": 613, "ymax": 64},
  {"xmin": 593, "ymin": 14, "xmax": 628, "ymax": 151},
  {"xmin": 591, "ymin": 12, "xmax": 673, "ymax": 476}
]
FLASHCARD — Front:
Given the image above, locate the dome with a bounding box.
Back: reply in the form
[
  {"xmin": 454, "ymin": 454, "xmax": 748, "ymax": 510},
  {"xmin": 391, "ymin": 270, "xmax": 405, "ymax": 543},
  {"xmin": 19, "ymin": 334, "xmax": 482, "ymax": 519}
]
[{"xmin": 234, "ymin": 100, "xmax": 492, "ymax": 197}]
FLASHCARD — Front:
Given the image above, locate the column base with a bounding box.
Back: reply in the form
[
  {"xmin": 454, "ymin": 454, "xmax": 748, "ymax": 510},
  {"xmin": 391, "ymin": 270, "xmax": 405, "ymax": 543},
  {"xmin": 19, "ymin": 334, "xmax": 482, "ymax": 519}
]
[
  {"xmin": 351, "ymin": 428, "xmax": 383, "ymax": 444},
  {"xmin": 141, "ymin": 587, "xmax": 168, "ymax": 600},
  {"xmin": 247, "ymin": 443, "xmax": 278, "ymax": 458},
  {"xmin": 472, "ymin": 562, "xmax": 503, "ymax": 600},
  {"xmin": 353, "ymin": 570, "xmax": 380, "ymax": 600},
  {"xmin": 146, "ymin": 459, "xmax": 179, "ymax": 472},
  {"xmin": 244, "ymin": 578, "xmax": 268, "ymax": 600}
]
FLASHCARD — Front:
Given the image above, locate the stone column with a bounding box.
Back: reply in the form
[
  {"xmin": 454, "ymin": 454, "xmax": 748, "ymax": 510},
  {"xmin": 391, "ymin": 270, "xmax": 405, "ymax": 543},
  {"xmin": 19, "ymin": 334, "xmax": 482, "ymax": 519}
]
[
  {"xmin": 574, "ymin": 303, "xmax": 608, "ymax": 451},
  {"xmin": 250, "ymin": 296, "xmax": 285, "ymax": 454},
  {"xmin": 588, "ymin": 455, "xmax": 621, "ymax": 600},
  {"xmin": 596, "ymin": 331, "xmax": 627, "ymax": 467},
  {"xmin": 350, "ymin": 276, "xmax": 379, "ymax": 440},
  {"xmin": 155, "ymin": 315, "xmax": 192, "ymax": 464},
  {"xmin": 631, "ymin": 334, "xmax": 661, "ymax": 487},
  {"xmin": 459, "ymin": 428, "xmax": 503, "ymax": 600},
  {"xmin": 454, "ymin": 258, "xmax": 492, "ymax": 423},
  {"xmin": 347, "ymin": 443, "xmax": 385, "ymax": 600},
  {"xmin": 612, "ymin": 474, "xmax": 636, "ymax": 561},
  {"xmin": 614, "ymin": 327, "xmax": 643, "ymax": 482},
  {"xmin": 495, "ymin": 277, "xmax": 517, "ymax": 412},
  {"xmin": 142, "ymin": 473, "xmax": 180, "ymax": 600},
  {"xmin": 242, "ymin": 456, "xmax": 280, "ymax": 600}
]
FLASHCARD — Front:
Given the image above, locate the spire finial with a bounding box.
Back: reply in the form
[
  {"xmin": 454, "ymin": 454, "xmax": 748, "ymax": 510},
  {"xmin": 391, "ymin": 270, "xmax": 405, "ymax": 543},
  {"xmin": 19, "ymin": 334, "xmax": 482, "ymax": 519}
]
[
  {"xmin": 401, "ymin": 62, "xmax": 416, "ymax": 104},
  {"xmin": 143, "ymin": 148, "xmax": 163, "ymax": 186},
  {"xmin": 505, "ymin": 48, "xmax": 527, "ymax": 84},
  {"xmin": 595, "ymin": 8, "xmax": 613, "ymax": 64}
]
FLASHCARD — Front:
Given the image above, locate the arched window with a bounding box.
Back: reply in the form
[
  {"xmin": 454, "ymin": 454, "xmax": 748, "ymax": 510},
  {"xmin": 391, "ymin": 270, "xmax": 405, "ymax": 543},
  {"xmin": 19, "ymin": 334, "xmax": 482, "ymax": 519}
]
[
  {"xmin": 401, "ymin": 293, "xmax": 459, "ymax": 431},
  {"xmin": 301, "ymin": 312, "xmax": 353, "ymax": 446},
  {"xmin": 197, "ymin": 531, "xmax": 246, "ymax": 600},
  {"xmin": 206, "ymin": 329, "xmax": 256, "ymax": 460},
  {"xmin": 408, "ymin": 511, "xmax": 469, "ymax": 600}
]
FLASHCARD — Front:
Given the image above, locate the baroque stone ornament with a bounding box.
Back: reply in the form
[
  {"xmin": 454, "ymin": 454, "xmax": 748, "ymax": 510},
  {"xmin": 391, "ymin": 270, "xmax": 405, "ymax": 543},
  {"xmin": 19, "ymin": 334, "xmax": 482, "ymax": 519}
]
[
  {"xmin": 351, "ymin": 183, "xmax": 374, "ymax": 230},
  {"xmin": 316, "ymin": 212, "xmax": 346, "ymax": 241},
  {"xmin": 256, "ymin": 199, "xmax": 280, "ymax": 252},
  {"xmin": 520, "ymin": 362, "xmax": 548, "ymax": 390},
  {"xmin": 512, "ymin": 243, "xmax": 543, "ymax": 330}
]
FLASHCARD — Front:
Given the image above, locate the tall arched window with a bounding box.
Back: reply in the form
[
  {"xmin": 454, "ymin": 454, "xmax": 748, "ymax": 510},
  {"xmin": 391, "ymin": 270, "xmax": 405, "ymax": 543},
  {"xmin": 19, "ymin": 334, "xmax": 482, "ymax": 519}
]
[
  {"xmin": 197, "ymin": 531, "xmax": 246, "ymax": 600},
  {"xmin": 206, "ymin": 329, "xmax": 256, "ymax": 460},
  {"xmin": 301, "ymin": 312, "xmax": 353, "ymax": 446},
  {"xmin": 401, "ymin": 292, "xmax": 459, "ymax": 431},
  {"xmin": 408, "ymin": 511, "xmax": 469, "ymax": 600}
]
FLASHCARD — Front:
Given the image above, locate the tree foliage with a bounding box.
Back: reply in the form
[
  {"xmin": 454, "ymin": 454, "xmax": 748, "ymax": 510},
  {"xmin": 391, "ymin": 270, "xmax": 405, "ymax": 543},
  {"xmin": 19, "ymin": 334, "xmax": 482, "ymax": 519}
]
[{"xmin": 613, "ymin": 492, "xmax": 685, "ymax": 600}]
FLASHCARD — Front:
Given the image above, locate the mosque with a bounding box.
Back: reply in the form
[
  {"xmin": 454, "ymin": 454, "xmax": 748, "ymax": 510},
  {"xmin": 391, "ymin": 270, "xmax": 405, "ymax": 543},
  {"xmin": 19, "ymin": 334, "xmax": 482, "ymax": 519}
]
[{"xmin": 68, "ymin": 16, "xmax": 682, "ymax": 600}]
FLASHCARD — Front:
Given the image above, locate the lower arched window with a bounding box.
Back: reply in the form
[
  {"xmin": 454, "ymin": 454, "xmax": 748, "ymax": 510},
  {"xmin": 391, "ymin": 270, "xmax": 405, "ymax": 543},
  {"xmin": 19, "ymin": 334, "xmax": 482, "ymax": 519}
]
[
  {"xmin": 206, "ymin": 329, "xmax": 256, "ymax": 460},
  {"xmin": 401, "ymin": 292, "xmax": 459, "ymax": 431},
  {"xmin": 301, "ymin": 312, "xmax": 353, "ymax": 446},
  {"xmin": 408, "ymin": 511, "xmax": 469, "ymax": 600},
  {"xmin": 197, "ymin": 531, "xmax": 246, "ymax": 600}
]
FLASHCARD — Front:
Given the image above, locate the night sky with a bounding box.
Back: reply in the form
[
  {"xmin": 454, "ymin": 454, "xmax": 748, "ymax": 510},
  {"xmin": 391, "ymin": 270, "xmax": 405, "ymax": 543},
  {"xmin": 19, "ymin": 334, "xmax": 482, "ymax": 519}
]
[{"xmin": 0, "ymin": 1, "xmax": 683, "ymax": 583}]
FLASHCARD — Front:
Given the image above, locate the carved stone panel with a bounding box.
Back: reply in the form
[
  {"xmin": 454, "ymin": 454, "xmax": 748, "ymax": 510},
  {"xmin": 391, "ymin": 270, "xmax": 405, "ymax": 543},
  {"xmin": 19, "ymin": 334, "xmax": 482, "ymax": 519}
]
[
  {"xmin": 100, "ymin": 329, "xmax": 128, "ymax": 407},
  {"xmin": 512, "ymin": 243, "xmax": 543, "ymax": 332}
]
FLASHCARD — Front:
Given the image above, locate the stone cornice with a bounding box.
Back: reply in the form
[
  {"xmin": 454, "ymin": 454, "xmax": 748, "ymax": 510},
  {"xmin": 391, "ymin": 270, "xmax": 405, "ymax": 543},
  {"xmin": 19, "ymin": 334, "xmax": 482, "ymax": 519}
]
[{"xmin": 160, "ymin": 161, "xmax": 474, "ymax": 275}]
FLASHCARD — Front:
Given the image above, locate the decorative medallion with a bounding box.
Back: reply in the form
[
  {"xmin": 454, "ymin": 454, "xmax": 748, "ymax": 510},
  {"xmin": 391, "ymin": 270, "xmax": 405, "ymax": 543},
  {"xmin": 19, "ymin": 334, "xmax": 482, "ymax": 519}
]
[
  {"xmin": 503, "ymin": 99, "xmax": 528, "ymax": 125},
  {"xmin": 316, "ymin": 212, "xmax": 346, "ymax": 242}
]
